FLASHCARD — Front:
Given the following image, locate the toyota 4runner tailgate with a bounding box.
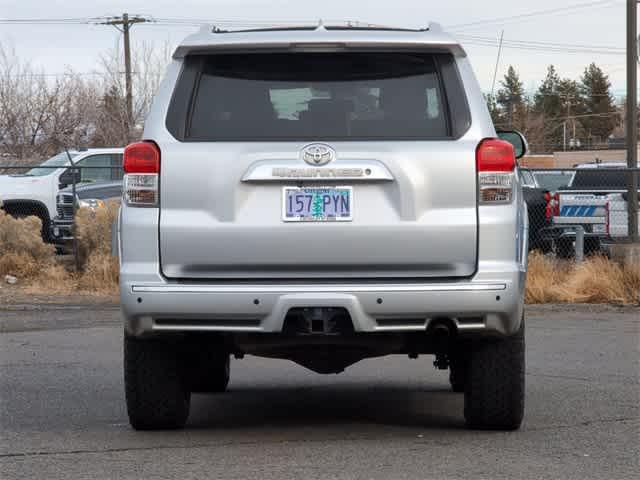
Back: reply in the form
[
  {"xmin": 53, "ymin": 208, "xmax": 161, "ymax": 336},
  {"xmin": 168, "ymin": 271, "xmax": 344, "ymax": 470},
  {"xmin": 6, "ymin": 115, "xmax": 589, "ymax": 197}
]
[{"xmin": 158, "ymin": 51, "xmax": 478, "ymax": 279}]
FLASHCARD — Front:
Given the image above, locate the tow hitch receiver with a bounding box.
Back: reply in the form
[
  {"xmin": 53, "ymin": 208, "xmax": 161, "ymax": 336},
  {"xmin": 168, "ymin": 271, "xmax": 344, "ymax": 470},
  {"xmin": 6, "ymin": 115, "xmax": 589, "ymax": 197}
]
[{"xmin": 284, "ymin": 307, "xmax": 354, "ymax": 336}]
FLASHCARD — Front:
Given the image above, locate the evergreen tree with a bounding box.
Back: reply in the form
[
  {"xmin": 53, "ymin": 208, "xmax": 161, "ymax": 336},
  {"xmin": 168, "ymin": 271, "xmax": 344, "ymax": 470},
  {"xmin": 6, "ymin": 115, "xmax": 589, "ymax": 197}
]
[
  {"xmin": 533, "ymin": 65, "xmax": 562, "ymax": 117},
  {"xmin": 485, "ymin": 93, "xmax": 501, "ymax": 126},
  {"xmin": 580, "ymin": 63, "xmax": 617, "ymax": 143},
  {"xmin": 496, "ymin": 66, "xmax": 527, "ymax": 130},
  {"xmin": 533, "ymin": 66, "xmax": 563, "ymax": 151}
]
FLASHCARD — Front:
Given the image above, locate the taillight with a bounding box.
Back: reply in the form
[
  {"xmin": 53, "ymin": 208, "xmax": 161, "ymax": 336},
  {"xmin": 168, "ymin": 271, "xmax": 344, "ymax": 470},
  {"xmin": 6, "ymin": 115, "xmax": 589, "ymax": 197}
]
[
  {"xmin": 545, "ymin": 192, "xmax": 561, "ymax": 220},
  {"xmin": 476, "ymin": 138, "xmax": 516, "ymax": 204},
  {"xmin": 123, "ymin": 141, "xmax": 160, "ymax": 207},
  {"xmin": 545, "ymin": 198, "xmax": 553, "ymax": 220}
]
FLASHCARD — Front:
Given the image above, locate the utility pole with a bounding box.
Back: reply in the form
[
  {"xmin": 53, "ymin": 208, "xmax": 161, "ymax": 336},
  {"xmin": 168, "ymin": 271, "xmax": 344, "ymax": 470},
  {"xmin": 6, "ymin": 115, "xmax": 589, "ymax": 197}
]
[
  {"xmin": 98, "ymin": 13, "xmax": 150, "ymax": 141},
  {"xmin": 626, "ymin": 0, "xmax": 639, "ymax": 242},
  {"xmin": 560, "ymin": 94, "xmax": 575, "ymax": 150}
]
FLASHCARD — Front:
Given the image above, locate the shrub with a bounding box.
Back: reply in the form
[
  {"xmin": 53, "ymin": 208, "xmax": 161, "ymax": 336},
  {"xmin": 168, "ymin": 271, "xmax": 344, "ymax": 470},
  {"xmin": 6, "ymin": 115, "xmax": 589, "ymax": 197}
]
[
  {"xmin": 526, "ymin": 250, "xmax": 640, "ymax": 305},
  {"xmin": 74, "ymin": 201, "xmax": 119, "ymax": 293},
  {"xmin": 0, "ymin": 207, "xmax": 58, "ymax": 279}
]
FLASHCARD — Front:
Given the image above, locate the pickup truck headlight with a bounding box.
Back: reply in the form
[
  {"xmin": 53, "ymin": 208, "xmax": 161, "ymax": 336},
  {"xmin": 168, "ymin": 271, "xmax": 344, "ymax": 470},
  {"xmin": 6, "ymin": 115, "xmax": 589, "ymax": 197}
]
[{"xmin": 78, "ymin": 199, "xmax": 105, "ymax": 210}]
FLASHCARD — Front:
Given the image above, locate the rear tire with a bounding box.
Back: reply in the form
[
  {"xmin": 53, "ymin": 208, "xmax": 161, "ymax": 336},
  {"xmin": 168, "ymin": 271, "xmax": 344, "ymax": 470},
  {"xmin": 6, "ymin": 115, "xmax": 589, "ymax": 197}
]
[
  {"xmin": 555, "ymin": 238, "xmax": 573, "ymax": 258},
  {"xmin": 124, "ymin": 334, "xmax": 190, "ymax": 430},
  {"xmin": 584, "ymin": 238, "xmax": 601, "ymax": 256},
  {"xmin": 464, "ymin": 317, "xmax": 525, "ymax": 430},
  {"xmin": 449, "ymin": 352, "xmax": 468, "ymax": 393},
  {"xmin": 184, "ymin": 341, "xmax": 230, "ymax": 393}
]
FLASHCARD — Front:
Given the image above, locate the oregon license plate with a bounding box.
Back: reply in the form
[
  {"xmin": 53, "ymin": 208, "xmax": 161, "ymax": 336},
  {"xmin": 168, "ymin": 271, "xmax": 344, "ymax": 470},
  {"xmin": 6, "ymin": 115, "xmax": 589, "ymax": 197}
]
[{"xmin": 283, "ymin": 187, "xmax": 352, "ymax": 222}]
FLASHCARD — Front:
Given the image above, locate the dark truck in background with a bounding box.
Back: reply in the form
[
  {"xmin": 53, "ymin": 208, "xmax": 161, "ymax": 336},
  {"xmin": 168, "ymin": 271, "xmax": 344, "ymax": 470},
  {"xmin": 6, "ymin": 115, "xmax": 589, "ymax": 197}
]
[
  {"xmin": 52, "ymin": 181, "xmax": 122, "ymax": 252},
  {"xmin": 521, "ymin": 169, "xmax": 552, "ymax": 252}
]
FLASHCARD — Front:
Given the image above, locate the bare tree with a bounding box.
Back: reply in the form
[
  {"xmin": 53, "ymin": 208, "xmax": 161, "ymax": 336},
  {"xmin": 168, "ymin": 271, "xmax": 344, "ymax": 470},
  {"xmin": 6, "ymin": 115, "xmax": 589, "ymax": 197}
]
[
  {"xmin": 0, "ymin": 41, "xmax": 101, "ymax": 161},
  {"xmin": 93, "ymin": 40, "xmax": 170, "ymax": 145},
  {"xmin": 0, "ymin": 39, "xmax": 169, "ymax": 160}
]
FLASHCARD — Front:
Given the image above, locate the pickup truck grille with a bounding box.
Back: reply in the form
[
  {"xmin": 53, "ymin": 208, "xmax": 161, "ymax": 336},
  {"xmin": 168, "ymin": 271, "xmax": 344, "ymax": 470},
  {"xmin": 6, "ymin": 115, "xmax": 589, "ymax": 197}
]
[{"xmin": 56, "ymin": 194, "xmax": 74, "ymax": 219}]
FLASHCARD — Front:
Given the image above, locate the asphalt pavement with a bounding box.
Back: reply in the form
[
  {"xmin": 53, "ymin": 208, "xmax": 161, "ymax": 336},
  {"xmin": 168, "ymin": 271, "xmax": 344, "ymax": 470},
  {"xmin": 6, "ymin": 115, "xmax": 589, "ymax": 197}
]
[{"xmin": 1, "ymin": 304, "xmax": 638, "ymax": 479}]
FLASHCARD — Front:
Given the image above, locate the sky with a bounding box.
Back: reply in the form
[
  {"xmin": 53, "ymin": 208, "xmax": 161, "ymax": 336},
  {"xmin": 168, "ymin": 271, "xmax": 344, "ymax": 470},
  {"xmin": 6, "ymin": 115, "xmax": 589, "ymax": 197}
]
[{"xmin": 0, "ymin": 0, "xmax": 636, "ymax": 99}]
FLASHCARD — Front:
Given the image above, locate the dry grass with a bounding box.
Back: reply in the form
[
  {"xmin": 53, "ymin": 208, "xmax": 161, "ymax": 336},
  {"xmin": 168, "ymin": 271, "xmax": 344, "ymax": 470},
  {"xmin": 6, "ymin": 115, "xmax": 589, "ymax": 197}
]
[
  {"xmin": 526, "ymin": 251, "xmax": 640, "ymax": 305},
  {"xmin": 524, "ymin": 251, "xmax": 571, "ymax": 304},
  {"xmin": 0, "ymin": 208, "xmax": 59, "ymax": 279},
  {"xmin": 562, "ymin": 255, "xmax": 640, "ymax": 304},
  {"xmin": 74, "ymin": 201, "xmax": 119, "ymax": 294},
  {"xmin": 76, "ymin": 253, "xmax": 119, "ymax": 294},
  {"xmin": 75, "ymin": 201, "xmax": 119, "ymax": 262},
  {"xmin": 0, "ymin": 200, "xmax": 118, "ymax": 294}
]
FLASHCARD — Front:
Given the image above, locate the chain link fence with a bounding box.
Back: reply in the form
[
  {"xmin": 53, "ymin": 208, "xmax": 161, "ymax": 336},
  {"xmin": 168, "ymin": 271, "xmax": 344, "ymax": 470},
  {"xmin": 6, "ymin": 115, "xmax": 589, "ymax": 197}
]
[
  {"xmin": 0, "ymin": 159, "xmax": 123, "ymax": 271},
  {"xmin": 1, "ymin": 158, "xmax": 639, "ymax": 270},
  {"xmin": 521, "ymin": 167, "xmax": 640, "ymax": 259}
]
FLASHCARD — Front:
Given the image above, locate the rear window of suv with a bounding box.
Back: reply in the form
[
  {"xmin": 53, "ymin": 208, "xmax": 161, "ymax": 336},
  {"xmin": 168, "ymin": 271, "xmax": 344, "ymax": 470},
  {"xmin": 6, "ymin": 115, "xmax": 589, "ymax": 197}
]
[
  {"xmin": 567, "ymin": 170, "xmax": 628, "ymax": 189},
  {"xmin": 167, "ymin": 52, "xmax": 470, "ymax": 141}
]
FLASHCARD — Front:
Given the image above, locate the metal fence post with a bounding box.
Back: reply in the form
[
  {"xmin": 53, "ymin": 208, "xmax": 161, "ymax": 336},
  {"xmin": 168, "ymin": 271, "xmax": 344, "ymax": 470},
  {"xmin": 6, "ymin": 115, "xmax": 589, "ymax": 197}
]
[
  {"xmin": 64, "ymin": 149, "xmax": 81, "ymax": 272},
  {"xmin": 626, "ymin": 0, "xmax": 639, "ymax": 242},
  {"xmin": 628, "ymin": 169, "xmax": 639, "ymax": 242},
  {"xmin": 72, "ymin": 168, "xmax": 80, "ymax": 272},
  {"xmin": 574, "ymin": 226, "xmax": 584, "ymax": 263}
]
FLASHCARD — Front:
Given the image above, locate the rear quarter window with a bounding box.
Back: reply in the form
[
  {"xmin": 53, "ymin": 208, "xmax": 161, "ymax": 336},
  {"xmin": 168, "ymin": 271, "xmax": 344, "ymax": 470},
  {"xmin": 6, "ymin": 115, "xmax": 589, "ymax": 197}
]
[{"xmin": 167, "ymin": 52, "xmax": 470, "ymax": 141}]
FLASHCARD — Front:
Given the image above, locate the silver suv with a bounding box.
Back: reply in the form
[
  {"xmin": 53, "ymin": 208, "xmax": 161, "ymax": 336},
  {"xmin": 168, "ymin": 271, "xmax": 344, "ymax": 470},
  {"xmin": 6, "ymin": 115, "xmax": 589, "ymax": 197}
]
[{"xmin": 118, "ymin": 23, "xmax": 529, "ymax": 431}]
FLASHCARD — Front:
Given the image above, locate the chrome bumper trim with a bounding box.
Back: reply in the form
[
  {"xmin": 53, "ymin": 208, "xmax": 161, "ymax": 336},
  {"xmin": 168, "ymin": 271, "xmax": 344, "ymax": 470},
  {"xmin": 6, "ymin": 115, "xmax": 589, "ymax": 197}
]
[{"xmin": 132, "ymin": 282, "xmax": 506, "ymax": 294}]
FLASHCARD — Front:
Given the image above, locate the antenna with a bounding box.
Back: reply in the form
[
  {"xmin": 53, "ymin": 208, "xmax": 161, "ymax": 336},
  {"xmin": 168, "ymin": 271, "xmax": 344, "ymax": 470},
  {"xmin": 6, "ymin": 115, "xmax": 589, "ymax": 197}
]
[{"xmin": 490, "ymin": 30, "xmax": 505, "ymax": 98}]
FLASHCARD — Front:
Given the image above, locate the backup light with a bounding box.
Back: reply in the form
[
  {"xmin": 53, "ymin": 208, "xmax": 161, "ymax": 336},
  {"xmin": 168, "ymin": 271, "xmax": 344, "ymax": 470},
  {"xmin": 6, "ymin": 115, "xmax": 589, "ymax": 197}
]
[{"xmin": 123, "ymin": 141, "xmax": 160, "ymax": 207}]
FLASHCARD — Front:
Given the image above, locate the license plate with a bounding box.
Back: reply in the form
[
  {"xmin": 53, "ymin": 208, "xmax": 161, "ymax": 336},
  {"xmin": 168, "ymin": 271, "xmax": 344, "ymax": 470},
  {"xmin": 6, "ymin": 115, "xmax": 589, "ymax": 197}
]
[
  {"xmin": 283, "ymin": 187, "xmax": 352, "ymax": 222},
  {"xmin": 592, "ymin": 224, "xmax": 606, "ymax": 234}
]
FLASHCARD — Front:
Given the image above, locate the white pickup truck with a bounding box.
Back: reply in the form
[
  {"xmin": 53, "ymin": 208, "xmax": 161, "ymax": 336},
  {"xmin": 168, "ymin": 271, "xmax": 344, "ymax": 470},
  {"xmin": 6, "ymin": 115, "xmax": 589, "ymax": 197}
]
[
  {"xmin": 543, "ymin": 163, "xmax": 639, "ymax": 254},
  {"xmin": 0, "ymin": 148, "xmax": 123, "ymax": 242},
  {"xmin": 607, "ymin": 192, "xmax": 640, "ymax": 238}
]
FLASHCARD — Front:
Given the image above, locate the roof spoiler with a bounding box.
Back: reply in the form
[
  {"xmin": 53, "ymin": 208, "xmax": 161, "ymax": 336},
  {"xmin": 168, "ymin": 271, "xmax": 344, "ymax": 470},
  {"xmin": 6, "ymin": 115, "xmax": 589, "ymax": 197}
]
[{"xmin": 172, "ymin": 21, "xmax": 465, "ymax": 59}]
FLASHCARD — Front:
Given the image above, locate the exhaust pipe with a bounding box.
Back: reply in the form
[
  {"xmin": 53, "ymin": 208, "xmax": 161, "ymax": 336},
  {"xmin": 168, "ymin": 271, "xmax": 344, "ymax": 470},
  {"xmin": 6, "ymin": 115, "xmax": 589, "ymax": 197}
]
[
  {"xmin": 429, "ymin": 319, "xmax": 455, "ymax": 370},
  {"xmin": 428, "ymin": 318, "xmax": 455, "ymax": 338},
  {"xmin": 431, "ymin": 323, "xmax": 451, "ymax": 337}
]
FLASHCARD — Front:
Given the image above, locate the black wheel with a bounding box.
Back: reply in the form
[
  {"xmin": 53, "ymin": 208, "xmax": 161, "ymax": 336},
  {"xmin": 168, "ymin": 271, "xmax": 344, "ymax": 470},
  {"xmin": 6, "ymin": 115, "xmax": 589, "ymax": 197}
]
[
  {"xmin": 584, "ymin": 238, "xmax": 601, "ymax": 256},
  {"xmin": 555, "ymin": 238, "xmax": 573, "ymax": 258},
  {"xmin": 449, "ymin": 352, "xmax": 468, "ymax": 393},
  {"xmin": 184, "ymin": 340, "xmax": 230, "ymax": 393},
  {"xmin": 124, "ymin": 334, "xmax": 190, "ymax": 430},
  {"xmin": 464, "ymin": 317, "xmax": 525, "ymax": 431}
]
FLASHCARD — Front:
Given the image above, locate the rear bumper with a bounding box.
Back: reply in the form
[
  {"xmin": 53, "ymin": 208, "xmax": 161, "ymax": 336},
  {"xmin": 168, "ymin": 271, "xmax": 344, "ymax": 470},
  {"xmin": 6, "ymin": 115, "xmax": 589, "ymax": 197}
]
[
  {"xmin": 540, "ymin": 225, "xmax": 607, "ymax": 241},
  {"xmin": 119, "ymin": 191, "xmax": 527, "ymax": 339},
  {"xmin": 121, "ymin": 270, "xmax": 525, "ymax": 338}
]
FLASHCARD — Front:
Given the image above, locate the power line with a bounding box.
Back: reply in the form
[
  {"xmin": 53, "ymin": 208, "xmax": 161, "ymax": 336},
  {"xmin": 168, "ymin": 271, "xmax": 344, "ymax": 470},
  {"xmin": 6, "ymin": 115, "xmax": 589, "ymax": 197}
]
[
  {"xmin": 0, "ymin": 17, "xmax": 92, "ymax": 24},
  {"xmin": 457, "ymin": 34, "xmax": 624, "ymax": 53},
  {"xmin": 448, "ymin": 0, "xmax": 622, "ymax": 30},
  {"xmin": 4, "ymin": 72, "xmax": 104, "ymax": 78},
  {"xmin": 463, "ymin": 41, "xmax": 625, "ymax": 56}
]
